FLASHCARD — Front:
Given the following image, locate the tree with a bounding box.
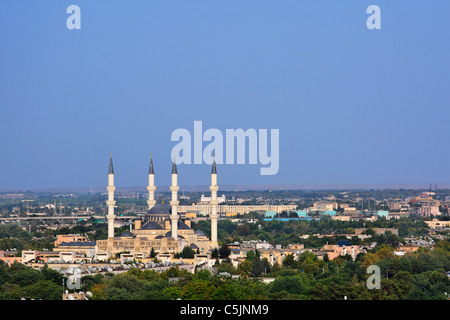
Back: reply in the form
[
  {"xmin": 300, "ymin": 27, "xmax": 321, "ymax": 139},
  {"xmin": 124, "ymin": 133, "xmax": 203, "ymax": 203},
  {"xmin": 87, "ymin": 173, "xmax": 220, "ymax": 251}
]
[
  {"xmin": 282, "ymin": 254, "xmax": 299, "ymax": 269},
  {"xmin": 219, "ymin": 244, "xmax": 231, "ymax": 259},
  {"xmin": 237, "ymin": 260, "xmax": 253, "ymax": 276},
  {"xmin": 22, "ymin": 280, "xmax": 61, "ymax": 300},
  {"xmin": 182, "ymin": 280, "xmax": 214, "ymax": 300},
  {"xmin": 211, "ymin": 248, "xmax": 219, "ymax": 259},
  {"xmin": 176, "ymin": 246, "xmax": 196, "ymax": 259},
  {"xmin": 103, "ymin": 273, "xmax": 145, "ymax": 300},
  {"xmin": 270, "ymin": 275, "xmax": 308, "ymax": 295}
]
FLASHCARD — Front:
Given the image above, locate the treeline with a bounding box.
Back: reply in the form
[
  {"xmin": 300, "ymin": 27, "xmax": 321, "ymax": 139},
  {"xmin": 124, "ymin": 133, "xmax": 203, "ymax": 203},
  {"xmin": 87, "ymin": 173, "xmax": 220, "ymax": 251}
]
[
  {"xmin": 84, "ymin": 239, "xmax": 450, "ymax": 300},
  {"xmin": 1, "ymin": 240, "xmax": 449, "ymax": 300},
  {"xmin": 0, "ymin": 263, "xmax": 63, "ymax": 300}
]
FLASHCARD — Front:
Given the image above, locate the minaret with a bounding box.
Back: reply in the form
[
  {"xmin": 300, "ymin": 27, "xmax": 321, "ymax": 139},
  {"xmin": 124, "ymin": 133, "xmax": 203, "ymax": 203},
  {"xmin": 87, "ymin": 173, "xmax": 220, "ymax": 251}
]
[
  {"xmin": 106, "ymin": 153, "xmax": 116, "ymax": 240},
  {"xmin": 210, "ymin": 156, "xmax": 219, "ymax": 248},
  {"xmin": 170, "ymin": 156, "xmax": 180, "ymax": 243},
  {"xmin": 147, "ymin": 154, "xmax": 156, "ymax": 210}
]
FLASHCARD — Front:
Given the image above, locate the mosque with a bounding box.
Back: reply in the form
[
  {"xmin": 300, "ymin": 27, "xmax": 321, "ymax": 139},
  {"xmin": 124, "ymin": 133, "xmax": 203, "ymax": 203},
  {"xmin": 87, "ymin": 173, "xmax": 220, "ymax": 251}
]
[{"xmin": 96, "ymin": 154, "xmax": 220, "ymax": 256}]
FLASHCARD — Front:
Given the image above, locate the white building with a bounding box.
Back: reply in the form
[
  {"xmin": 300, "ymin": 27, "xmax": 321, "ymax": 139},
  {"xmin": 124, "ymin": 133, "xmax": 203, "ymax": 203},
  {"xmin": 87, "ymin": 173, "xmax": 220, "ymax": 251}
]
[{"xmin": 200, "ymin": 194, "xmax": 226, "ymax": 204}]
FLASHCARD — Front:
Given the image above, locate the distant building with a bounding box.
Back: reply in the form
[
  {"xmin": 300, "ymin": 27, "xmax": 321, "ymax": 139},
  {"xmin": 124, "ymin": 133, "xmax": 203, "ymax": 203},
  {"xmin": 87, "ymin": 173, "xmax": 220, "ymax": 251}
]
[
  {"xmin": 225, "ymin": 212, "xmax": 238, "ymax": 217},
  {"xmin": 418, "ymin": 206, "xmax": 440, "ymax": 217},
  {"xmin": 376, "ymin": 210, "xmax": 389, "ymax": 218},
  {"xmin": 199, "ymin": 194, "xmax": 226, "ymax": 204},
  {"xmin": 54, "ymin": 234, "xmax": 88, "ymax": 247},
  {"xmin": 265, "ymin": 211, "xmax": 277, "ymax": 218},
  {"xmin": 0, "ymin": 251, "xmax": 21, "ymax": 265},
  {"xmin": 343, "ymin": 207, "xmax": 357, "ymax": 214},
  {"xmin": 314, "ymin": 202, "xmax": 338, "ymax": 211},
  {"xmin": 321, "ymin": 240, "xmax": 361, "ymax": 260},
  {"xmin": 425, "ymin": 219, "xmax": 450, "ymax": 228},
  {"xmin": 354, "ymin": 228, "xmax": 398, "ymax": 236},
  {"xmin": 398, "ymin": 243, "xmax": 419, "ymax": 253},
  {"xmin": 410, "ymin": 194, "xmax": 440, "ymax": 207},
  {"xmin": 296, "ymin": 210, "xmax": 308, "ymax": 217},
  {"xmin": 185, "ymin": 212, "xmax": 197, "ymax": 219},
  {"xmin": 332, "ymin": 215, "xmax": 351, "ymax": 221},
  {"xmin": 53, "ymin": 241, "xmax": 96, "ymax": 257}
]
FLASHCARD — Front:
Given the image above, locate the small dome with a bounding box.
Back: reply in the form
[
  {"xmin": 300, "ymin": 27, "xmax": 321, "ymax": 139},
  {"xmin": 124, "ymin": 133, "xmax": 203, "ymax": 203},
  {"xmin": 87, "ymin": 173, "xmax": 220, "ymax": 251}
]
[
  {"xmin": 120, "ymin": 231, "xmax": 134, "ymax": 238},
  {"xmin": 189, "ymin": 243, "xmax": 199, "ymax": 250},
  {"xmin": 164, "ymin": 231, "xmax": 184, "ymax": 239},
  {"xmin": 195, "ymin": 230, "xmax": 205, "ymax": 237}
]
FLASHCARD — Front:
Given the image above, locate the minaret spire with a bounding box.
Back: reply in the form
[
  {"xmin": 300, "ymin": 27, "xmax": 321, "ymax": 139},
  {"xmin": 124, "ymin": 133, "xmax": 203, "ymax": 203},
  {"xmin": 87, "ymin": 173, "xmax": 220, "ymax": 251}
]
[
  {"xmin": 147, "ymin": 153, "xmax": 156, "ymax": 210},
  {"xmin": 106, "ymin": 153, "xmax": 117, "ymax": 248},
  {"xmin": 108, "ymin": 152, "xmax": 114, "ymax": 174},
  {"xmin": 170, "ymin": 154, "xmax": 180, "ymax": 245},
  {"xmin": 149, "ymin": 153, "xmax": 154, "ymax": 174},
  {"xmin": 211, "ymin": 153, "xmax": 217, "ymax": 175},
  {"xmin": 172, "ymin": 154, "xmax": 177, "ymax": 174},
  {"xmin": 210, "ymin": 157, "xmax": 219, "ymax": 248}
]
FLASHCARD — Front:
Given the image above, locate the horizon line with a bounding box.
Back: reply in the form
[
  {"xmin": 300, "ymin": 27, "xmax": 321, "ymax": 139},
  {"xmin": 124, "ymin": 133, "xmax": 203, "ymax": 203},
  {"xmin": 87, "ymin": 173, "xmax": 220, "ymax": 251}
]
[{"xmin": 1, "ymin": 183, "xmax": 449, "ymax": 193}]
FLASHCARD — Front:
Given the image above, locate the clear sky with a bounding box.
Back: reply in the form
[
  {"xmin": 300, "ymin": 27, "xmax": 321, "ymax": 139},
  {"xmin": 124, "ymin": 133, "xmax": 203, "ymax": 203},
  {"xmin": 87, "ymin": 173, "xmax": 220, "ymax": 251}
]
[{"xmin": 0, "ymin": 1, "xmax": 449, "ymax": 190}]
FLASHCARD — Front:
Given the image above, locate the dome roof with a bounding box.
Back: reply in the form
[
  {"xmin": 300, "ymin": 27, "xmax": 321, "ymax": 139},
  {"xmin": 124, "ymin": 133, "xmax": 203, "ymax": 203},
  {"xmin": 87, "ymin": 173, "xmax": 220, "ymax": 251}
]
[
  {"xmin": 120, "ymin": 231, "xmax": 134, "ymax": 238},
  {"xmin": 140, "ymin": 221, "xmax": 163, "ymax": 230},
  {"xmin": 194, "ymin": 230, "xmax": 205, "ymax": 237},
  {"xmin": 147, "ymin": 204, "xmax": 172, "ymax": 215},
  {"xmin": 189, "ymin": 243, "xmax": 199, "ymax": 250},
  {"xmin": 164, "ymin": 231, "xmax": 185, "ymax": 239},
  {"xmin": 178, "ymin": 220, "xmax": 191, "ymax": 230}
]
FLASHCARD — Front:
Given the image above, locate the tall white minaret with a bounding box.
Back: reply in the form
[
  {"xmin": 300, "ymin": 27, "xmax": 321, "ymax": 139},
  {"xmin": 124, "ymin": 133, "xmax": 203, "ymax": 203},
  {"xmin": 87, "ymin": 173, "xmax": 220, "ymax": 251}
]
[
  {"xmin": 210, "ymin": 157, "xmax": 219, "ymax": 247},
  {"xmin": 170, "ymin": 156, "xmax": 179, "ymax": 242},
  {"xmin": 147, "ymin": 154, "xmax": 156, "ymax": 210},
  {"xmin": 106, "ymin": 153, "xmax": 116, "ymax": 239}
]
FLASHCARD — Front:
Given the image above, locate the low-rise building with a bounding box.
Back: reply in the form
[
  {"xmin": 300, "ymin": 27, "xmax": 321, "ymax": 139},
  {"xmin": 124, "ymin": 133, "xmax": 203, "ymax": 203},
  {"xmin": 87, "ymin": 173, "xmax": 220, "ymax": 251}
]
[
  {"xmin": 320, "ymin": 241, "xmax": 361, "ymax": 260},
  {"xmin": 425, "ymin": 219, "xmax": 450, "ymax": 229},
  {"xmin": 398, "ymin": 243, "xmax": 419, "ymax": 253},
  {"xmin": 0, "ymin": 251, "xmax": 21, "ymax": 265},
  {"xmin": 418, "ymin": 206, "xmax": 440, "ymax": 217},
  {"xmin": 54, "ymin": 234, "xmax": 88, "ymax": 247}
]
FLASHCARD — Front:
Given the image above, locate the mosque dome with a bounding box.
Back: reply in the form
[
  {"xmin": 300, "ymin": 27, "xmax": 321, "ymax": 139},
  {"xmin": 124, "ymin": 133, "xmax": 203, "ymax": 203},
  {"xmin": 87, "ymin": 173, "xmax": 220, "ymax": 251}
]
[
  {"xmin": 194, "ymin": 230, "xmax": 206, "ymax": 237},
  {"xmin": 147, "ymin": 204, "xmax": 172, "ymax": 215},
  {"xmin": 189, "ymin": 243, "xmax": 199, "ymax": 250},
  {"xmin": 164, "ymin": 231, "xmax": 185, "ymax": 239},
  {"xmin": 140, "ymin": 221, "xmax": 164, "ymax": 230},
  {"xmin": 120, "ymin": 231, "xmax": 134, "ymax": 238}
]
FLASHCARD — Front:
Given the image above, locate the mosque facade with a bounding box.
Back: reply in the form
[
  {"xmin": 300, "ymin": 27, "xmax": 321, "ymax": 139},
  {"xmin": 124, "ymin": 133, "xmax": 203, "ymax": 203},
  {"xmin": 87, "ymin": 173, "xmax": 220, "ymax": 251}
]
[{"xmin": 96, "ymin": 154, "xmax": 219, "ymax": 256}]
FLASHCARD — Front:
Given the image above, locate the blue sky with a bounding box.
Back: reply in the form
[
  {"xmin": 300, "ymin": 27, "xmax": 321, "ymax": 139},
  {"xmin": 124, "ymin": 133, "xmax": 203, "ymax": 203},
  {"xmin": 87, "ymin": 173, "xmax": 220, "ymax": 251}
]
[{"xmin": 0, "ymin": 1, "xmax": 449, "ymax": 190}]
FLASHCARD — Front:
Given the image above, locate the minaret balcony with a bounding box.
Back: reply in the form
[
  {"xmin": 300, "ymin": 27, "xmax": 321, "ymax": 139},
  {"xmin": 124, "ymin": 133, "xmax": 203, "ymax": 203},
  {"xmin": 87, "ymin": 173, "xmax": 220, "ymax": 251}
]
[{"xmin": 106, "ymin": 200, "xmax": 116, "ymax": 206}]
